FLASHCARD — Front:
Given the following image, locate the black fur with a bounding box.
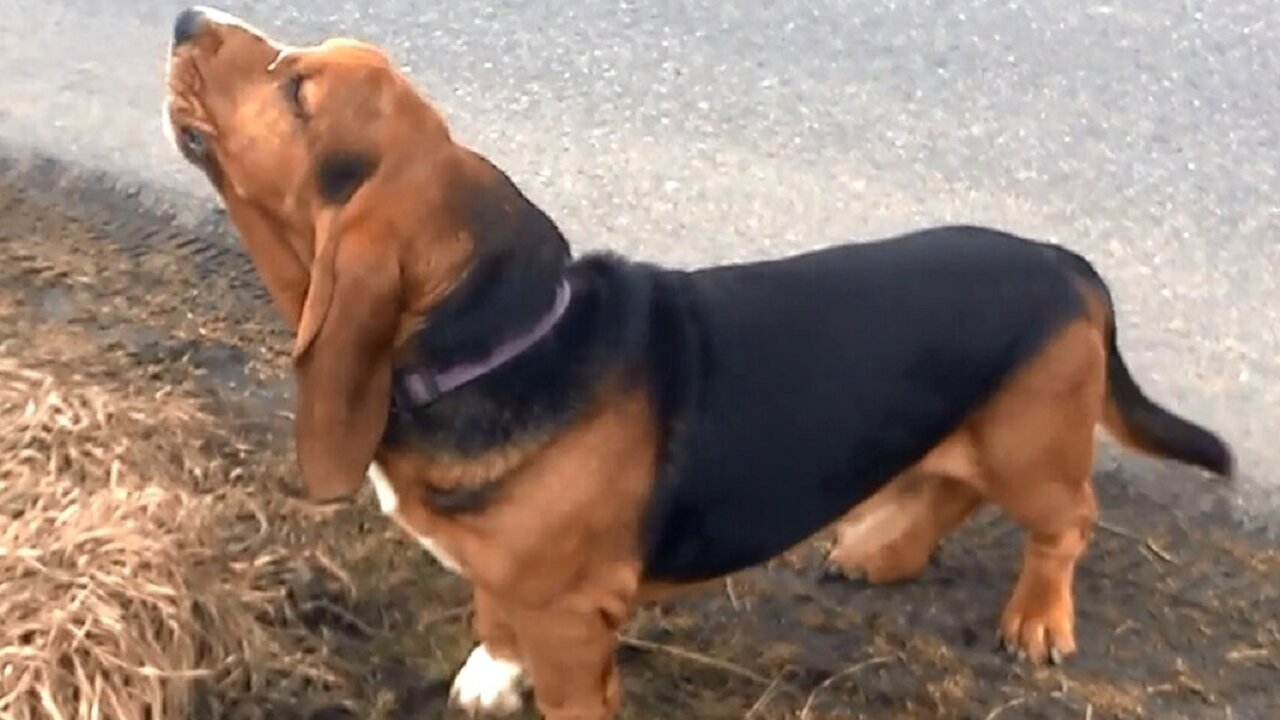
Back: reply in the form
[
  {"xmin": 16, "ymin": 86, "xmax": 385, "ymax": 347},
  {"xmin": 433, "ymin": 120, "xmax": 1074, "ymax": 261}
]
[
  {"xmin": 380, "ymin": 157, "xmax": 643, "ymax": 463},
  {"xmin": 630, "ymin": 228, "xmax": 1083, "ymax": 580},
  {"xmin": 383, "ymin": 256, "xmax": 648, "ymax": 458},
  {"xmin": 381, "ymin": 221, "xmax": 1229, "ymax": 581},
  {"xmin": 316, "ymin": 151, "xmax": 378, "ymax": 204},
  {"xmin": 409, "ymin": 155, "xmax": 572, "ymax": 369}
]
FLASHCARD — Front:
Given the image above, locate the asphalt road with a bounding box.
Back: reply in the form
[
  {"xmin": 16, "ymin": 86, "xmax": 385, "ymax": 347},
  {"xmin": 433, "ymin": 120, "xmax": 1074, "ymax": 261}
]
[{"xmin": 1, "ymin": 0, "xmax": 1276, "ymax": 533}]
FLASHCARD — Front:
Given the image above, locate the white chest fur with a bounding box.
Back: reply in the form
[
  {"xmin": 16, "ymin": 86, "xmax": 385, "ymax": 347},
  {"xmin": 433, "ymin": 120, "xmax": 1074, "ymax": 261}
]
[{"xmin": 366, "ymin": 462, "xmax": 462, "ymax": 573}]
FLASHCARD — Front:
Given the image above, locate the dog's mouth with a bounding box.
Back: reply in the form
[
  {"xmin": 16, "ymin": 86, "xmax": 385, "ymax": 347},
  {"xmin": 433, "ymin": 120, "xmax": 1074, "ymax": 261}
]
[
  {"xmin": 175, "ymin": 124, "xmax": 208, "ymax": 164},
  {"xmin": 162, "ymin": 51, "xmax": 210, "ymax": 169},
  {"xmin": 162, "ymin": 94, "xmax": 212, "ymax": 170},
  {"xmin": 162, "ymin": 7, "xmax": 281, "ymax": 172},
  {"xmin": 162, "ymin": 93, "xmax": 223, "ymax": 183}
]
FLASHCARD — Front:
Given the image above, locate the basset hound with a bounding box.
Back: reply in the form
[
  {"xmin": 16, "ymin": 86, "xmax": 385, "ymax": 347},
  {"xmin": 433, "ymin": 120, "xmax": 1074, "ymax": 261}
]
[{"xmin": 162, "ymin": 8, "xmax": 1234, "ymax": 719}]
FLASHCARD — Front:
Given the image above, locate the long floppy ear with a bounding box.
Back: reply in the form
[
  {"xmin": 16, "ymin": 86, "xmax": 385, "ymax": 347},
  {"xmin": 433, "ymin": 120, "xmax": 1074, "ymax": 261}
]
[
  {"xmin": 292, "ymin": 204, "xmax": 340, "ymax": 360},
  {"xmin": 292, "ymin": 148, "xmax": 382, "ymax": 359},
  {"xmin": 275, "ymin": 44, "xmax": 405, "ymax": 500},
  {"xmin": 291, "ymin": 201, "xmax": 400, "ymax": 501},
  {"xmin": 290, "ymin": 125, "xmax": 394, "ymax": 500}
]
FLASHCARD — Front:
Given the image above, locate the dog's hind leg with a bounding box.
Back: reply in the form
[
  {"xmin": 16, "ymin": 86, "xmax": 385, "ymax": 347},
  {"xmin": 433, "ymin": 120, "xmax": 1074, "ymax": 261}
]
[
  {"xmin": 823, "ymin": 470, "xmax": 984, "ymax": 584},
  {"xmin": 975, "ymin": 319, "xmax": 1105, "ymax": 665},
  {"xmin": 995, "ymin": 479, "xmax": 1097, "ymax": 664}
]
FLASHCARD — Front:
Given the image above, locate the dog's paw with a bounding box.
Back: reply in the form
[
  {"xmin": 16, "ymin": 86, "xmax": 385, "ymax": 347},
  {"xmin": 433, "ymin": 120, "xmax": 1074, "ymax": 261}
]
[
  {"xmin": 818, "ymin": 542, "xmax": 942, "ymax": 587},
  {"xmin": 817, "ymin": 558, "xmax": 866, "ymax": 585},
  {"xmin": 449, "ymin": 644, "xmax": 525, "ymax": 716},
  {"xmin": 997, "ymin": 579, "xmax": 1077, "ymax": 666}
]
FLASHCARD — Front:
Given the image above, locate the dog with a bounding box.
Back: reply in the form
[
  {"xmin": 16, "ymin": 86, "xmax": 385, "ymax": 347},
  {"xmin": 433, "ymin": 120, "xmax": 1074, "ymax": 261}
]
[{"xmin": 162, "ymin": 8, "xmax": 1234, "ymax": 719}]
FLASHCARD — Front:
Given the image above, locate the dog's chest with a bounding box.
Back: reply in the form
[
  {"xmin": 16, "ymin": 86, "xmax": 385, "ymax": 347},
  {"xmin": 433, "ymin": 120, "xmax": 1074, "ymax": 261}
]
[{"xmin": 366, "ymin": 462, "xmax": 462, "ymax": 573}]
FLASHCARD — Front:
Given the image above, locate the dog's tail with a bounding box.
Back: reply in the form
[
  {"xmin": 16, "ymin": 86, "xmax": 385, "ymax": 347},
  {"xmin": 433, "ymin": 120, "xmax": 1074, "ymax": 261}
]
[{"xmin": 1050, "ymin": 245, "xmax": 1235, "ymax": 478}]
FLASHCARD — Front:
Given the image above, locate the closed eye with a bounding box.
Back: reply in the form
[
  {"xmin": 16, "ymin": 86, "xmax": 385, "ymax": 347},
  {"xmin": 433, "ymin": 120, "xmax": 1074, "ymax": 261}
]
[{"xmin": 283, "ymin": 74, "xmax": 307, "ymax": 116}]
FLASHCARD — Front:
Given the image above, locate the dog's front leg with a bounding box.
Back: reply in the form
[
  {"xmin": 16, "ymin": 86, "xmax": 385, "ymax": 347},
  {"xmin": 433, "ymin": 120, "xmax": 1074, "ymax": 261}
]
[
  {"xmin": 450, "ymin": 589, "xmax": 528, "ymax": 716},
  {"xmin": 510, "ymin": 600, "xmax": 626, "ymax": 720}
]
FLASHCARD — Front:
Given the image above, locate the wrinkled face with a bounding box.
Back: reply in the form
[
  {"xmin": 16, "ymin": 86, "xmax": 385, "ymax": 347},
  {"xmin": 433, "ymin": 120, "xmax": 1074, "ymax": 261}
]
[
  {"xmin": 163, "ymin": 7, "xmax": 413, "ymax": 218},
  {"xmin": 161, "ymin": 6, "xmax": 449, "ymax": 337},
  {"xmin": 163, "ymin": 7, "xmax": 309, "ymax": 208},
  {"xmin": 160, "ymin": 9, "xmax": 573, "ymax": 505}
]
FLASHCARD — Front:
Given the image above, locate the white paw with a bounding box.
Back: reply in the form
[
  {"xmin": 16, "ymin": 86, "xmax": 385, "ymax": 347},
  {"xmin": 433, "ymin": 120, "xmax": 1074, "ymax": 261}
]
[{"xmin": 449, "ymin": 644, "xmax": 525, "ymax": 716}]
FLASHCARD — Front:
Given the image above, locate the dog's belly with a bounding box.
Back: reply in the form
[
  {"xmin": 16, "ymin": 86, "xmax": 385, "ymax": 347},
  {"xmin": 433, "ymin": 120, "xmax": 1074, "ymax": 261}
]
[{"xmin": 366, "ymin": 462, "xmax": 462, "ymax": 573}]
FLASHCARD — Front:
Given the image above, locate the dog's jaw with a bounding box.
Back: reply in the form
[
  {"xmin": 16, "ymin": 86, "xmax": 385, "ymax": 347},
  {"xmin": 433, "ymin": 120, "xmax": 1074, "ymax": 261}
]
[
  {"xmin": 161, "ymin": 100, "xmax": 178, "ymax": 153},
  {"xmin": 449, "ymin": 644, "xmax": 526, "ymax": 716},
  {"xmin": 161, "ymin": 6, "xmax": 285, "ymax": 159}
]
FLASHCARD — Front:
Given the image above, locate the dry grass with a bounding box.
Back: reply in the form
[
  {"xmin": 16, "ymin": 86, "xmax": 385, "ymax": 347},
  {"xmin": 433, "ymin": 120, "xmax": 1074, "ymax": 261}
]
[{"xmin": 0, "ymin": 358, "xmax": 322, "ymax": 720}]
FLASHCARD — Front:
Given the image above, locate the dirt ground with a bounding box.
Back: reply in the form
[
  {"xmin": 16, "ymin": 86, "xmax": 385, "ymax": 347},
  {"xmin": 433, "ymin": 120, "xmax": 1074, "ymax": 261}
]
[{"xmin": 0, "ymin": 164, "xmax": 1276, "ymax": 720}]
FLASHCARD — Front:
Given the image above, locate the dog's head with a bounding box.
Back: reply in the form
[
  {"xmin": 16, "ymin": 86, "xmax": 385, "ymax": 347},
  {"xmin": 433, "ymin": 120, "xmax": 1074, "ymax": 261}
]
[{"xmin": 163, "ymin": 7, "xmax": 569, "ymax": 502}]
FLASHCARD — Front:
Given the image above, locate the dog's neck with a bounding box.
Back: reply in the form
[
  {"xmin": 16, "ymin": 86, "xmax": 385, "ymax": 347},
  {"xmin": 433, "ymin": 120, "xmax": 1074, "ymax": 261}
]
[
  {"xmin": 390, "ymin": 200, "xmax": 572, "ymax": 409},
  {"xmin": 377, "ymin": 253, "xmax": 638, "ymax": 502},
  {"xmin": 391, "ymin": 278, "xmax": 572, "ymax": 410}
]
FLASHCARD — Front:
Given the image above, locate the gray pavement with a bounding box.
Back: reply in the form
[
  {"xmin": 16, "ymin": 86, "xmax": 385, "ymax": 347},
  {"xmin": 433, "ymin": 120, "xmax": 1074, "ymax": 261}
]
[{"xmin": 1, "ymin": 0, "xmax": 1276, "ymax": 531}]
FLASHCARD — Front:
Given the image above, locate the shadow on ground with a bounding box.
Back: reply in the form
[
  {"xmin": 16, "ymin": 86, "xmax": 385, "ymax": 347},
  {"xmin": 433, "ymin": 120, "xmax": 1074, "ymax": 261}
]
[{"xmin": 0, "ymin": 167, "xmax": 1275, "ymax": 720}]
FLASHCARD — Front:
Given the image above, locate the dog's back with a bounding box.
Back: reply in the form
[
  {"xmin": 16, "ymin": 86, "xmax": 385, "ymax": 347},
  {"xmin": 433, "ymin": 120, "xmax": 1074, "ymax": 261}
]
[{"xmin": 639, "ymin": 226, "xmax": 1086, "ymax": 580}]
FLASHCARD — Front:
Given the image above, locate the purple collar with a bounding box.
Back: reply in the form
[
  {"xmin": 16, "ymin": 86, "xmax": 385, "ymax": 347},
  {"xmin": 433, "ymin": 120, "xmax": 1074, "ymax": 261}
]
[{"xmin": 392, "ymin": 280, "xmax": 572, "ymax": 410}]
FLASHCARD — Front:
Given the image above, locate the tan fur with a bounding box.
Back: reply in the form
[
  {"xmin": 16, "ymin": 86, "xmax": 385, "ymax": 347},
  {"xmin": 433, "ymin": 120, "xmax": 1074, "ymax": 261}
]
[
  {"xmin": 164, "ymin": 16, "xmax": 1204, "ymax": 717},
  {"xmin": 828, "ymin": 315, "xmax": 1108, "ymax": 662},
  {"xmin": 166, "ymin": 23, "xmax": 652, "ymax": 715}
]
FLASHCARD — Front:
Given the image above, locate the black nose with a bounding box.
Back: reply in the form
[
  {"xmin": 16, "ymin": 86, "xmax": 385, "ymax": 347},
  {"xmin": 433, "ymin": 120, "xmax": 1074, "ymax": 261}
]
[{"xmin": 173, "ymin": 7, "xmax": 206, "ymax": 46}]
